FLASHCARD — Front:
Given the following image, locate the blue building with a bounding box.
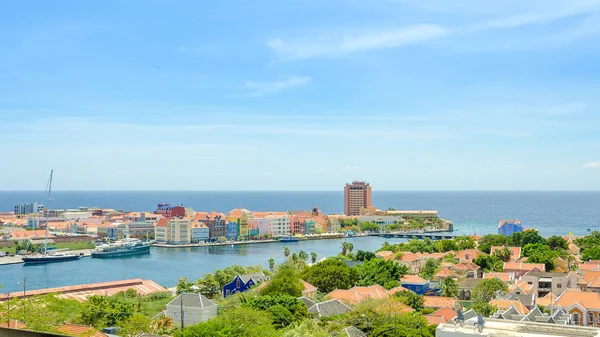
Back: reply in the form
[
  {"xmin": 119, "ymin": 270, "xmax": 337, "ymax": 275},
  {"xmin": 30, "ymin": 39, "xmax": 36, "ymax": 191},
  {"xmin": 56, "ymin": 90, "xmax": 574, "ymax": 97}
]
[
  {"xmin": 191, "ymin": 223, "xmax": 210, "ymax": 243},
  {"xmin": 498, "ymin": 219, "xmax": 523, "ymax": 236},
  {"xmin": 223, "ymin": 271, "xmax": 267, "ymax": 298},
  {"xmin": 400, "ymin": 275, "xmax": 429, "ymax": 295},
  {"xmin": 226, "ymin": 221, "xmax": 239, "ymax": 241}
]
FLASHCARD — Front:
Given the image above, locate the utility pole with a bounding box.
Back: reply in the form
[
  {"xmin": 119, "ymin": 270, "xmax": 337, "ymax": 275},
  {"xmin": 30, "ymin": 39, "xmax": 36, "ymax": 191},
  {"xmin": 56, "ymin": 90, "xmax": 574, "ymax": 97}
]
[
  {"xmin": 180, "ymin": 295, "xmax": 184, "ymax": 329},
  {"xmin": 23, "ymin": 277, "xmax": 26, "ymax": 296}
]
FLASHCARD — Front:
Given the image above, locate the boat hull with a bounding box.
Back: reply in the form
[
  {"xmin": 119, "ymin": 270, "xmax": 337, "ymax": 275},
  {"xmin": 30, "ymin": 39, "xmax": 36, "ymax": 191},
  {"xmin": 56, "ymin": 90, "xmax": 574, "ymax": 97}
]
[
  {"xmin": 23, "ymin": 255, "xmax": 80, "ymax": 265},
  {"xmin": 91, "ymin": 245, "xmax": 151, "ymax": 258},
  {"xmin": 279, "ymin": 238, "xmax": 299, "ymax": 242}
]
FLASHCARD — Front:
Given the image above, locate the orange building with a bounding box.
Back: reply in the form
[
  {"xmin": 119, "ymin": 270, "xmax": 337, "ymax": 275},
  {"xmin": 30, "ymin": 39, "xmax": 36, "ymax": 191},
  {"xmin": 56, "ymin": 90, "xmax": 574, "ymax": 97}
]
[{"xmin": 344, "ymin": 181, "xmax": 372, "ymax": 216}]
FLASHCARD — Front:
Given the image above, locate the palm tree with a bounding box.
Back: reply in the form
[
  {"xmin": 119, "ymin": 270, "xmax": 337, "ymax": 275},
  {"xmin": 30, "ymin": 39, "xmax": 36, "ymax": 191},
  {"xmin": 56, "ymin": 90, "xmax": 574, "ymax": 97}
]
[
  {"xmin": 268, "ymin": 258, "xmax": 275, "ymax": 273},
  {"xmin": 291, "ymin": 252, "xmax": 298, "ymax": 264},
  {"xmin": 341, "ymin": 242, "xmax": 348, "ymax": 256},
  {"xmin": 495, "ymin": 247, "xmax": 512, "ymax": 262},
  {"xmin": 310, "ymin": 252, "xmax": 317, "ymax": 264},
  {"xmin": 283, "ymin": 247, "xmax": 290, "ymax": 260},
  {"xmin": 299, "ymin": 251, "xmax": 308, "ymax": 261},
  {"xmin": 441, "ymin": 277, "xmax": 459, "ymax": 298},
  {"xmin": 149, "ymin": 316, "xmax": 173, "ymax": 334},
  {"xmin": 347, "ymin": 242, "xmax": 354, "ymax": 254}
]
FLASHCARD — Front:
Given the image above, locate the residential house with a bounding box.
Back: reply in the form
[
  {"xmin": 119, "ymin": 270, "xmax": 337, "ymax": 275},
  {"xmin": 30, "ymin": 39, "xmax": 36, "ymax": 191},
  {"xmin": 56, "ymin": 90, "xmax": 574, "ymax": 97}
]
[
  {"xmin": 521, "ymin": 271, "xmax": 578, "ymax": 297},
  {"xmin": 166, "ymin": 293, "xmax": 217, "ymax": 328},
  {"xmin": 308, "ymin": 299, "xmax": 353, "ymax": 318},
  {"xmin": 483, "ymin": 272, "xmax": 514, "ymax": 283},
  {"xmin": 423, "ymin": 296, "xmax": 457, "ymax": 310},
  {"xmin": 503, "ymin": 262, "xmax": 545, "ymax": 278},
  {"xmin": 400, "ymin": 275, "xmax": 429, "ymax": 295},
  {"xmin": 248, "ymin": 225, "xmax": 259, "ymax": 239},
  {"xmin": 154, "ymin": 218, "xmax": 169, "ymax": 243},
  {"xmin": 434, "ymin": 268, "xmax": 455, "ymax": 283},
  {"xmin": 387, "ymin": 286, "xmax": 411, "ymax": 296},
  {"xmin": 552, "ymin": 288, "xmax": 600, "ymax": 326},
  {"xmin": 301, "ymin": 280, "xmax": 318, "ymax": 299},
  {"xmin": 537, "ymin": 292, "xmax": 557, "ymax": 308},
  {"xmin": 288, "ymin": 214, "xmax": 307, "ymax": 235},
  {"xmin": 490, "ymin": 246, "xmax": 522, "ymax": 262},
  {"xmin": 195, "ymin": 212, "xmax": 226, "ymax": 241},
  {"xmin": 458, "ymin": 278, "xmax": 483, "ymax": 301},
  {"xmin": 222, "ymin": 271, "xmax": 267, "ymax": 298},
  {"xmin": 154, "ymin": 203, "xmax": 186, "ymax": 218},
  {"xmin": 453, "ymin": 260, "xmax": 481, "ymax": 278},
  {"xmin": 191, "ymin": 223, "xmax": 209, "ymax": 243},
  {"xmin": 396, "ymin": 251, "xmax": 424, "ymax": 273},
  {"xmin": 327, "ymin": 285, "xmax": 388, "ymax": 305},
  {"xmin": 225, "ymin": 221, "xmax": 239, "ymax": 240},
  {"xmin": 424, "ymin": 306, "xmax": 458, "ymax": 325},
  {"xmin": 498, "ymin": 219, "xmax": 523, "ymax": 236},
  {"xmin": 248, "ymin": 216, "xmax": 272, "ymax": 238},
  {"xmin": 491, "ymin": 305, "xmax": 571, "ymax": 325},
  {"xmin": 228, "ymin": 209, "xmax": 250, "ymax": 240},
  {"xmin": 454, "ymin": 249, "xmax": 485, "ymax": 262},
  {"xmin": 489, "ymin": 300, "xmax": 530, "ymax": 315},
  {"xmin": 508, "ymin": 279, "xmax": 535, "ymax": 296},
  {"xmin": 579, "ymin": 261, "xmax": 600, "ymax": 272},
  {"xmin": 57, "ymin": 323, "xmax": 108, "ymax": 337},
  {"xmin": 267, "ymin": 214, "xmax": 291, "ymax": 237},
  {"xmin": 305, "ymin": 219, "xmax": 316, "ymax": 234},
  {"xmin": 375, "ymin": 251, "xmax": 394, "ymax": 261},
  {"xmin": 577, "ymin": 270, "xmax": 600, "ymax": 292},
  {"xmin": 554, "ymin": 257, "xmax": 571, "ymax": 273}
]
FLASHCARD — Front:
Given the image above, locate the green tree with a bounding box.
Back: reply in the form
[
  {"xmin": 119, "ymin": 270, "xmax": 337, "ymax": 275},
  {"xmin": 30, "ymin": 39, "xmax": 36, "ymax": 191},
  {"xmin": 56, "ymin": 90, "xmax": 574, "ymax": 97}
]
[
  {"xmin": 583, "ymin": 247, "xmax": 600, "ymax": 261},
  {"xmin": 120, "ymin": 313, "xmax": 151, "ymax": 336},
  {"xmin": 419, "ymin": 258, "xmax": 440, "ymax": 280},
  {"xmin": 341, "ymin": 242, "xmax": 354, "ymax": 255},
  {"xmin": 356, "ymin": 250, "xmax": 376, "ymax": 262},
  {"xmin": 441, "ymin": 277, "xmax": 459, "ymax": 298},
  {"xmin": 514, "ymin": 230, "xmax": 545, "ymax": 247},
  {"xmin": 282, "ymin": 319, "xmax": 329, "ymax": 337},
  {"xmin": 196, "ymin": 274, "xmax": 220, "ymax": 299},
  {"xmin": 268, "ymin": 258, "xmax": 276, "ymax": 273},
  {"xmin": 474, "ymin": 254, "xmax": 504, "ymax": 272},
  {"xmin": 472, "ymin": 278, "xmax": 508, "ymax": 304},
  {"xmin": 478, "ymin": 234, "xmax": 510, "ymax": 254},
  {"xmin": 310, "ymin": 252, "xmax": 317, "ymax": 264},
  {"xmin": 437, "ymin": 239, "xmax": 458, "ymax": 253},
  {"xmin": 356, "ymin": 258, "xmax": 409, "ymax": 290},
  {"xmin": 298, "ymin": 251, "xmax": 308, "ymax": 262},
  {"xmin": 300, "ymin": 259, "xmax": 358, "ymax": 294},
  {"xmin": 454, "ymin": 236, "xmax": 476, "ymax": 250},
  {"xmin": 494, "ymin": 247, "xmax": 512, "ymax": 262},
  {"xmin": 260, "ymin": 264, "xmax": 304, "ymax": 297},
  {"xmin": 176, "ymin": 277, "xmax": 195, "ymax": 295},
  {"xmin": 174, "ymin": 307, "xmax": 279, "ymax": 337},
  {"xmin": 394, "ymin": 291, "xmax": 424, "ymax": 311},
  {"xmin": 523, "ymin": 243, "xmax": 559, "ymax": 271},
  {"xmin": 283, "ymin": 247, "xmax": 291, "ymax": 259},
  {"xmin": 472, "ymin": 302, "xmax": 498, "ymax": 317},
  {"xmin": 79, "ymin": 295, "xmax": 136, "ymax": 328},
  {"xmin": 547, "ymin": 235, "xmax": 569, "ymax": 250}
]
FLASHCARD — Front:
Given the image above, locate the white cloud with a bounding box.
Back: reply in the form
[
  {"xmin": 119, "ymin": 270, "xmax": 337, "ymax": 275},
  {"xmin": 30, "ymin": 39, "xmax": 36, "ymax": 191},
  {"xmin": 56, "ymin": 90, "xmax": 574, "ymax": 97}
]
[
  {"xmin": 583, "ymin": 161, "xmax": 600, "ymax": 169},
  {"xmin": 267, "ymin": 0, "xmax": 600, "ymax": 60},
  {"xmin": 242, "ymin": 76, "xmax": 311, "ymax": 96},
  {"xmin": 267, "ymin": 24, "xmax": 449, "ymax": 60}
]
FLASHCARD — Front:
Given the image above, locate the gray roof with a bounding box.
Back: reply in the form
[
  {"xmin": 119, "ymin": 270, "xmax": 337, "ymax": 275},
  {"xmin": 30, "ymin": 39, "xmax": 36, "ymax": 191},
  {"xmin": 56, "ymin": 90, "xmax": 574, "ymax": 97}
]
[
  {"xmin": 344, "ymin": 326, "xmax": 367, "ymax": 337},
  {"xmin": 298, "ymin": 296, "xmax": 316, "ymax": 308},
  {"xmin": 492, "ymin": 305, "xmax": 571, "ymax": 325},
  {"xmin": 168, "ymin": 293, "xmax": 216, "ymax": 308},
  {"xmin": 459, "ymin": 278, "xmax": 483, "ymax": 289},
  {"xmin": 240, "ymin": 271, "xmax": 266, "ymax": 284},
  {"xmin": 308, "ymin": 299, "xmax": 352, "ymax": 317},
  {"xmin": 524, "ymin": 271, "xmax": 571, "ymax": 278}
]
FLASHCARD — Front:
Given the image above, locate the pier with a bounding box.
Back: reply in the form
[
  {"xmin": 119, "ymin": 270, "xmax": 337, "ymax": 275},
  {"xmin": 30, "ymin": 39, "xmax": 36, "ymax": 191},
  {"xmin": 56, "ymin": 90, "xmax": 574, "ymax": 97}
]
[{"xmin": 368, "ymin": 231, "xmax": 458, "ymax": 240}]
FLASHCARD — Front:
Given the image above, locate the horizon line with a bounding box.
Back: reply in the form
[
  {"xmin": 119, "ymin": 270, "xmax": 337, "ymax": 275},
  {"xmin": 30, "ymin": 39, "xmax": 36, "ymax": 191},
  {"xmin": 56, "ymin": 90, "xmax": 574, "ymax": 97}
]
[{"xmin": 1, "ymin": 190, "xmax": 600, "ymax": 192}]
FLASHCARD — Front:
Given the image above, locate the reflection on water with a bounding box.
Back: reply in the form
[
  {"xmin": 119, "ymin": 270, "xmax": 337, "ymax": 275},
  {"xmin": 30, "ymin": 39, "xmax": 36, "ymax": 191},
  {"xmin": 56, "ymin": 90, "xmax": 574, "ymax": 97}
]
[{"xmin": 0, "ymin": 236, "xmax": 405, "ymax": 293}]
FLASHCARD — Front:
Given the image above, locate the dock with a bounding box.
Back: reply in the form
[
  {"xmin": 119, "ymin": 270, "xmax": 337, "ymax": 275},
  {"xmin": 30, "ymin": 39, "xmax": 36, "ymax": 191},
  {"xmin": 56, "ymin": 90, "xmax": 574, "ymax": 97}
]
[{"xmin": 368, "ymin": 231, "xmax": 458, "ymax": 240}]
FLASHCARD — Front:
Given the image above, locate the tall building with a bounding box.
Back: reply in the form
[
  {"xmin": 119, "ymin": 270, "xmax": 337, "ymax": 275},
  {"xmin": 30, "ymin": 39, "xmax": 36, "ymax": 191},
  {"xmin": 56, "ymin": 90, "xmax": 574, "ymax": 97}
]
[
  {"xmin": 344, "ymin": 181, "xmax": 372, "ymax": 216},
  {"xmin": 14, "ymin": 202, "xmax": 42, "ymax": 215}
]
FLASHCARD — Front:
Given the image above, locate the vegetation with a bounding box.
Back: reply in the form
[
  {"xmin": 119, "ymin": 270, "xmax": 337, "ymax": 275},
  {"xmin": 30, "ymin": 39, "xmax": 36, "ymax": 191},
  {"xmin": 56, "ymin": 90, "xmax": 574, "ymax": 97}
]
[
  {"xmin": 472, "ymin": 278, "xmax": 508, "ymax": 304},
  {"xmin": 379, "ymin": 236, "xmax": 476, "ymax": 254},
  {"xmin": 474, "ymin": 254, "xmax": 504, "ymax": 272},
  {"xmin": 355, "ymin": 258, "xmax": 409, "ymax": 290},
  {"xmin": 175, "ymin": 307, "xmax": 280, "ymax": 337},
  {"xmin": 394, "ymin": 291, "xmax": 424, "ymax": 311},
  {"xmin": 300, "ymin": 259, "xmax": 358, "ymax": 294},
  {"xmin": 243, "ymin": 295, "xmax": 309, "ymax": 328},
  {"xmin": 441, "ymin": 277, "xmax": 459, "ymax": 298},
  {"xmin": 261, "ymin": 264, "xmax": 304, "ymax": 298},
  {"xmin": 176, "ymin": 264, "xmax": 266, "ymax": 298}
]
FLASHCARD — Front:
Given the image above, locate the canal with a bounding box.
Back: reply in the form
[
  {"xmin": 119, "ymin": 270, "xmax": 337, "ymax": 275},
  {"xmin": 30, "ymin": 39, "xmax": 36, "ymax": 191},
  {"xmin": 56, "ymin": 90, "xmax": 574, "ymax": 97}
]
[{"xmin": 0, "ymin": 236, "xmax": 404, "ymax": 293}]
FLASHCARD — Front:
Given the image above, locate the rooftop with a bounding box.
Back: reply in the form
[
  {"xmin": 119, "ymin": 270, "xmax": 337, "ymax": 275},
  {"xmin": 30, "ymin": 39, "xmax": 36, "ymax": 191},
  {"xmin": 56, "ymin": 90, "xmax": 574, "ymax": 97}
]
[
  {"xmin": 437, "ymin": 318, "xmax": 600, "ymax": 336},
  {"xmin": 168, "ymin": 293, "xmax": 216, "ymax": 308}
]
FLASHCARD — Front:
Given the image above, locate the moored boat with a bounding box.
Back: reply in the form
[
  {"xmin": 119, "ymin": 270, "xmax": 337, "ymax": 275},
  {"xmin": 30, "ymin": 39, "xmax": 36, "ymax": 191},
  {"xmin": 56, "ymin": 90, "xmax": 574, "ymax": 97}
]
[
  {"xmin": 91, "ymin": 238, "xmax": 151, "ymax": 258},
  {"xmin": 278, "ymin": 236, "xmax": 299, "ymax": 242}
]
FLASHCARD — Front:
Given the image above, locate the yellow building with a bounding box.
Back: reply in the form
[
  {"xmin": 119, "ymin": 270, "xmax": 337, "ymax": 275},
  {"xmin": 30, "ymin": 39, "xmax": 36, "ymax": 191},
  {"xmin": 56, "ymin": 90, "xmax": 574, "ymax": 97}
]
[{"xmin": 228, "ymin": 209, "xmax": 249, "ymax": 240}]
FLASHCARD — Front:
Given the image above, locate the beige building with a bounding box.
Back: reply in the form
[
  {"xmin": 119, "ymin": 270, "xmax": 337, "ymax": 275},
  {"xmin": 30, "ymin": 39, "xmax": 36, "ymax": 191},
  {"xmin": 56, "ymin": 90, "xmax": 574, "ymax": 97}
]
[
  {"xmin": 344, "ymin": 181, "xmax": 372, "ymax": 216},
  {"xmin": 154, "ymin": 217, "xmax": 191, "ymax": 244},
  {"xmin": 267, "ymin": 214, "xmax": 291, "ymax": 237}
]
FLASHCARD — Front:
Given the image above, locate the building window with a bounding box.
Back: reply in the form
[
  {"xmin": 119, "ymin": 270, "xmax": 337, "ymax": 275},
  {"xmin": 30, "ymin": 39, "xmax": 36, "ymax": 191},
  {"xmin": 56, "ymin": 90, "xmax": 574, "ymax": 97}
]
[
  {"xmin": 589, "ymin": 312, "xmax": 595, "ymax": 325},
  {"xmin": 573, "ymin": 313, "xmax": 581, "ymax": 325},
  {"xmin": 236, "ymin": 279, "xmax": 240, "ymax": 288},
  {"xmin": 557, "ymin": 284, "xmax": 562, "ymax": 288}
]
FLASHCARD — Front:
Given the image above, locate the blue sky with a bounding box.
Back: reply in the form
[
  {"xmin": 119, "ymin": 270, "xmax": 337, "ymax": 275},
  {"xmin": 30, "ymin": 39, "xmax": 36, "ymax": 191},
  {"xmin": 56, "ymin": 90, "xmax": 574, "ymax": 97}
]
[{"xmin": 1, "ymin": 0, "xmax": 600, "ymax": 190}]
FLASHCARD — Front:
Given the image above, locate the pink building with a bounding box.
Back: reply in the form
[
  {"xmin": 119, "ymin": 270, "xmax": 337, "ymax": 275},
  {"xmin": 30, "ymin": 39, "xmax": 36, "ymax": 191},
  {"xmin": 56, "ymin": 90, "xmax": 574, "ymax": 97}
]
[{"xmin": 248, "ymin": 217, "xmax": 271, "ymax": 237}]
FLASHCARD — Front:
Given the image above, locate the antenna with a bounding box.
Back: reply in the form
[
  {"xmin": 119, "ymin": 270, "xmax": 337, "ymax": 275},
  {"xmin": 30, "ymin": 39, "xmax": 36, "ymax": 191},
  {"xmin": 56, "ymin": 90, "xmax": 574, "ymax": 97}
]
[
  {"xmin": 457, "ymin": 310, "xmax": 465, "ymax": 328},
  {"xmin": 476, "ymin": 314, "xmax": 484, "ymax": 333}
]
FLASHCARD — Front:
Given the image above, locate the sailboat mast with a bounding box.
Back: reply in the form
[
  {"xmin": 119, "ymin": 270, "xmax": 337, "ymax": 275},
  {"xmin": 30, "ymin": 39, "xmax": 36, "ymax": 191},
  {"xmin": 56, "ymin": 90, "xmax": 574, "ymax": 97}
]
[{"xmin": 44, "ymin": 170, "xmax": 53, "ymax": 256}]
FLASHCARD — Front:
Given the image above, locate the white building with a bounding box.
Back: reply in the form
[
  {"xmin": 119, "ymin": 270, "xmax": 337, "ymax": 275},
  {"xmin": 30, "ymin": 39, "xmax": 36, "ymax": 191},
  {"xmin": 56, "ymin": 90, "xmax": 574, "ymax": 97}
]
[
  {"xmin": 357, "ymin": 215, "xmax": 403, "ymax": 226},
  {"xmin": 166, "ymin": 293, "xmax": 218, "ymax": 328},
  {"xmin": 436, "ymin": 318, "xmax": 600, "ymax": 337},
  {"xmin": 168, "ymin": 218, "xmax": 191, "ymax": 244},
  {"xmin": 267, "ymin": 214, "xmax": 291, "ymax": 237},
  {"xmin": 14, "ymin": 203, "xmax": 42, "ymax": 215}
]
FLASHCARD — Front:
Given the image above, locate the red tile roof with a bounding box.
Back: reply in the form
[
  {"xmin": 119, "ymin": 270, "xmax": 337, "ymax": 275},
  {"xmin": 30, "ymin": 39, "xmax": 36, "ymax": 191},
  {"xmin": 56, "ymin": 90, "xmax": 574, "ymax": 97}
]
[
  {"xmin": 57, "ymin": 323, "xmax": 107, "ymax": 337},
  {"xmin": 401, "ymin": 275, "xmax": 428, "ymax": 284},
  {"xmin": 424, "ymin": 296, "xmax": 456, "ymax": 309}
]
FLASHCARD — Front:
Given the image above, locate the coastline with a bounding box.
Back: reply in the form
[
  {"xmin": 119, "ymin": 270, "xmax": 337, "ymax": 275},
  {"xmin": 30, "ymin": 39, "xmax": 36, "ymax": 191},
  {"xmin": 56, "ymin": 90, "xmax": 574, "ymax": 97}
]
[{"xmin": 152, "ymin": 233, "xmax": 359, "ymax": 248}]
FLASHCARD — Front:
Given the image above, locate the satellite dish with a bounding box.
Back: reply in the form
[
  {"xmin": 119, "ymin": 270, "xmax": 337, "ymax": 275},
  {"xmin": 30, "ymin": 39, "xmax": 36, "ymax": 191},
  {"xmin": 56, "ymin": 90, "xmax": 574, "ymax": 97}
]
[
  {"xmin": 477, "ymin": 314, "xmax": 484, "ymax": 333},
  {"xmin": 457, "ymin": 310, "xmax": 465, "ymax": 328}
]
